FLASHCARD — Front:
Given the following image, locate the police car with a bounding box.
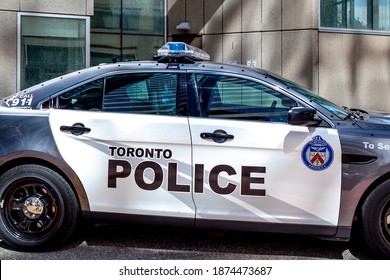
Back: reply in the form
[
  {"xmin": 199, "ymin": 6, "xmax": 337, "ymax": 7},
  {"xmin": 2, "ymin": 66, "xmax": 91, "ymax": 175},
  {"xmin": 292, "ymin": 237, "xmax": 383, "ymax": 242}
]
[{"xmin": 0, "ymin": 42, "xmax": 389, "ymax": 258}]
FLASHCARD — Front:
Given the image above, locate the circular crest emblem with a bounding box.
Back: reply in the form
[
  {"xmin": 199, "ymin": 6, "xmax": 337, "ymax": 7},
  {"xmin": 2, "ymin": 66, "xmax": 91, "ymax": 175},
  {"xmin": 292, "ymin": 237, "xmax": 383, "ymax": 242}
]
[{"xmin": 302, "ymin": 136, "xmax": 334, "ymax": 171}]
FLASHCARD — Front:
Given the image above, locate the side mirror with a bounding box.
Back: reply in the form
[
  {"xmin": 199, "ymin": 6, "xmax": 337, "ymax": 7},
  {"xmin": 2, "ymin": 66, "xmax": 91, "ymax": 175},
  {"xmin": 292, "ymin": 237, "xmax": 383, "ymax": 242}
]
[{"xmin": 288, "ymin": 107, "xmax": 322, "ymax": 126}]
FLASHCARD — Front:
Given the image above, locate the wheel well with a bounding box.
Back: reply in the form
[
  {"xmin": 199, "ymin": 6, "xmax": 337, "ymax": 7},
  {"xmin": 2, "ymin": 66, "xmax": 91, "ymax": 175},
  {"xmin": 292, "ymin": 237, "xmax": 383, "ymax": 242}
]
[
  {"xmin": 353, "ymin": 172, "xmax": 390, "ymax": 226},
  {"xmin": 0, "ymin": 157, "xmax": 91, "ymax": 216}
]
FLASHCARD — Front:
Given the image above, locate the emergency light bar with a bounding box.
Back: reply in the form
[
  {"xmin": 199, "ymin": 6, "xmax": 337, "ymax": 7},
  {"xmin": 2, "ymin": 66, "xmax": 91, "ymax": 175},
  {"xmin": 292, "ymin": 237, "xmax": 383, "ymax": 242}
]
[{"xmin": 155, "ymin": 42, "xmax": 210, "ymax": 62}]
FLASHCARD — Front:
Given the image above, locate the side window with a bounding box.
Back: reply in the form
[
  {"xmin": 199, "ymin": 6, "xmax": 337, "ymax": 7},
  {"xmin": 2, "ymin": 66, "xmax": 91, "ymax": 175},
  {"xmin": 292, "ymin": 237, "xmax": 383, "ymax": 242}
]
[
  {"xmin": 103, "ymin": 73, "xmax": 177, "ymax": 115},
  {"xmin": 196, "ymin": 74, "xmax": 298, "ymax": 123},
  {"xmin": 57, "ymin": 79, "xmax": 103, "ymax": 111}
]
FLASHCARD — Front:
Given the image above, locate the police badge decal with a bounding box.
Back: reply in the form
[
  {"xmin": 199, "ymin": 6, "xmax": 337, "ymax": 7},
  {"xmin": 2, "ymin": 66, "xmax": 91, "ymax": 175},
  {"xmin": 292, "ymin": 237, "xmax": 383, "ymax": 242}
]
[{"xmin": 302, "ymin": 135, "xmax": 334, "ymax": 171}]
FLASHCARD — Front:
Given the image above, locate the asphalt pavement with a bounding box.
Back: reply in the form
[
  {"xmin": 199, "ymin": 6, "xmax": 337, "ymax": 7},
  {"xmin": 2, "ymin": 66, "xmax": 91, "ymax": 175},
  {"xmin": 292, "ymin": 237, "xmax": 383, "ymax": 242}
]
[{"xmin": 0, "ymin": 223, "xmax": 374, "ymax": 260}]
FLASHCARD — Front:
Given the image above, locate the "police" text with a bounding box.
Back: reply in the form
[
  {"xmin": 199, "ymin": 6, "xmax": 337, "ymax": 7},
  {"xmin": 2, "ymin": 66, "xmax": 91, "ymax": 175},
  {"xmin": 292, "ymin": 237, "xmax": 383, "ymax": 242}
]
[{"xmin": 108, "ymin": 160, "xmax": 266, "ymax": 197}]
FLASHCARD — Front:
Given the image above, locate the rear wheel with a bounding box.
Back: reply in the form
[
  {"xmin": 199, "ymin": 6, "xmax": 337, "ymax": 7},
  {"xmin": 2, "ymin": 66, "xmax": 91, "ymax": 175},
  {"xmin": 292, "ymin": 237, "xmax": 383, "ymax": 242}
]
[
  {"xmin": 0, "ymin": 164, "xmax": 79, "ymax": 250},
  {"xmin": 361, "ymin": 180, "xmax": 390, "ymax": 258}
]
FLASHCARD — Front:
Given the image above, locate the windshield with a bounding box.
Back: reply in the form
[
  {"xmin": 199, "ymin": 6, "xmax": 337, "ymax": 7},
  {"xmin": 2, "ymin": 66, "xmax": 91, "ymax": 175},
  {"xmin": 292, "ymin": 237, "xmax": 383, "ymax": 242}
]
[{"xmin": 270, "ymin": 75, "xmax": 349, "ymax": 119}]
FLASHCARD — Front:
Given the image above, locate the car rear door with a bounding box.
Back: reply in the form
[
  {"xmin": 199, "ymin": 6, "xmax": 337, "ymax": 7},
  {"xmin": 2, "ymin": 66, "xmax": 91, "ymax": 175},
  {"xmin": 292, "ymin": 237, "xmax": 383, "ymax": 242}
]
[{"xmin": 48, "ymin": 72, "xmax": 195, "ymax": 221}]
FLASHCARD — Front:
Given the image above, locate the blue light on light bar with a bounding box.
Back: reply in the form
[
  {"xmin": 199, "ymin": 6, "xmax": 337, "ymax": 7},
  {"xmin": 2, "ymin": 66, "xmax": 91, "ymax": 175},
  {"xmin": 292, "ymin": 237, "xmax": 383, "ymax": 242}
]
[
  {"xmin": 157, "ymin": 42, "xmax": 210, "ymax": 61},
  {"xmin": 168, "ymin": 42, "xmax": 186, "ymax": 52}
]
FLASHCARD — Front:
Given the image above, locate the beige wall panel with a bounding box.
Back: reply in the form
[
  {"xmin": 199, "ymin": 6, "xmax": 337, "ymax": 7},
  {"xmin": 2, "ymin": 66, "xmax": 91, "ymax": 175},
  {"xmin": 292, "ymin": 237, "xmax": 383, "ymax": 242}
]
[
  {"xmin": 312, "ymin": 0, "xmax": 319, "ymax": 29},
  {"xmin": 242, "ymin": 0, "xmax": 262, "ymax": 32},
  {"xmin": 242, "ymin": 33, "xmax": 262, "ymax": 67},
  {"xmin": 242, "ymin": 0, "xmax": 282, "ymax": 32},
  {"xmin": 282, "ymin": 0, "xmax": 317, "ymax": 30},
  {"xmin": 203, "ymin": 34, "xmax": 223, "ymax": 62},
  {"xmin": 167, "ymin": 0, "xmax": 185, "ymax": 36},
  {"xmin": 86, "ymin": 0, "xmax": 94, "ymax": 16},
  {"xmin": 319, "ymin": 32, "xmax": 390, "ymax": 112},
  {"xmin": 261, "ymin": 32, "xmax": 282, "ymax": 75},
  {"xmin": 222, "ymin": 34, "xmax": 242, "ymax": 64},
  {"xmin": 186, "ymin": 0, "xmax": 203, "ymax": 34},
  {"xmin": 282, "ymin": 30, "xmax": 318, "ymax": 92},
  {"xmin": 21, "ymin": 0, "xmax": 88, "ymax": 15},
  {"xmin": 262, "ymin": 0, "xmax": 282, "ymax": 31},
  {"xmin": 223, "ymin": 0, "xmax": 241, "ymax": 33},
  {"xmin": 204, "ymin": 0, "xmax": 223, "ymax": 34},
  {"xmin": 0, "ymin": 11, "xmax": 17, "ymax": 97},
  {"xmin": 0, "ymin": 0, "xmax": 19, "ymax": 11}
]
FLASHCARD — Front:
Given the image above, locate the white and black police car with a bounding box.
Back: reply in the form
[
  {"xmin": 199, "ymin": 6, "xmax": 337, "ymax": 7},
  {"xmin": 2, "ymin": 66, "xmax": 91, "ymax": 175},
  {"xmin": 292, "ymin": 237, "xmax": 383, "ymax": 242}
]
[{"xmin": 0, "ymin": 42, "xmax": 390, "ymax": 258}]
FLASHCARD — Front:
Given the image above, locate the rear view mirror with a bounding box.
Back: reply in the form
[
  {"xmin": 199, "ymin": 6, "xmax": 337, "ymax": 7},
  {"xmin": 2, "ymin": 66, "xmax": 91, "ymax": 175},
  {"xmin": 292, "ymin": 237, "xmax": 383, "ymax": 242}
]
[{"xmin": 288, "ymin": 107, "xmax": 322, "ymax": 126}]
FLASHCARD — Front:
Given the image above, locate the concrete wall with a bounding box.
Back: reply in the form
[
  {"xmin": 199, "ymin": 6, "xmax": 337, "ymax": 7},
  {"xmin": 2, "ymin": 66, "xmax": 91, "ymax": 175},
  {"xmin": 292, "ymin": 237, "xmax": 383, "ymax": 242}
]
[
  {"xmin": 0, "ymin": 0, "xmax": 93, "ymax": 96},
  {"xmin": 0, "ymin": 0, "xmax": 94, "ymax": 15},
  {"xmin": 167, "ymin": 0, "xmax": 319, "ymax": 92},
  {"xmin": 0, "ymin": 11, "xmax": 17, "ymax": 97},
  {"xmin": 319, "ymin": 32, "xmax": 390, "ymax": 112}
]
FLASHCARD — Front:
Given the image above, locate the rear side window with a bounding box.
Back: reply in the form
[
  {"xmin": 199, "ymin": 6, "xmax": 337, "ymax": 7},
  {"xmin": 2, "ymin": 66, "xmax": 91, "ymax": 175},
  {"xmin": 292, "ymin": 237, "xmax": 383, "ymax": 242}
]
[
  {"xmin": 42, "ymin": 73, "xmax": 179, "ymax": 115},
  {"xmin": 42, "ymin": 79, "xmax": 103, "ymax": 110},
  {"xmin": 103, "ymin": 73, "xmax": 177, "ymax": 115},
  {"xmin": 57, "ymin": 79, "xmax": 103, "ymax": 111},
  {"xmin": 196, "ymin": 74, "xmax": 298, "ymax": 123}
]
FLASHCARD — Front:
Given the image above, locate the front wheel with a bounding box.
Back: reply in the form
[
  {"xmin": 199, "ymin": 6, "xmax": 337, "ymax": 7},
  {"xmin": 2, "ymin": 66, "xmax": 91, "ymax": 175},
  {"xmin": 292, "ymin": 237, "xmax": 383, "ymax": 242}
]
[
  {"xmin": 361, "ymin": 180, "xmax": 390, "ymax": 258},
  {"xmin": 0, "ymin": 164, "xmax": 79, "ymax": 250}
]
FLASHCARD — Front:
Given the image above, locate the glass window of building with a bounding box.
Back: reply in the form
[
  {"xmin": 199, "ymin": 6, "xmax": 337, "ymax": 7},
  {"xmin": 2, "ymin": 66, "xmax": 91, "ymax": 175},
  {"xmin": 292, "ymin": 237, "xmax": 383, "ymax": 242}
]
[
  {"xmin": 320, "ymin": 0, "xmax": 390, "ymax": 32},
  {"xmin": 91, "ymin": 0, "xmax": 165, "ymax": 65},
  {"xmin": 19, "ymin": 14, "xmax": 89, "ymax": 90}
]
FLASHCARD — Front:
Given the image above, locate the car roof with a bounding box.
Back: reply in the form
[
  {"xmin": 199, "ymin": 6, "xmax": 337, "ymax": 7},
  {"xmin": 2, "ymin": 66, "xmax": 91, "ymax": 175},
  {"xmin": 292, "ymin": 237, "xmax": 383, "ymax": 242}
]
[{"xmin": 7, "ymin": 59, "xmax": 281, "ymax": 102}]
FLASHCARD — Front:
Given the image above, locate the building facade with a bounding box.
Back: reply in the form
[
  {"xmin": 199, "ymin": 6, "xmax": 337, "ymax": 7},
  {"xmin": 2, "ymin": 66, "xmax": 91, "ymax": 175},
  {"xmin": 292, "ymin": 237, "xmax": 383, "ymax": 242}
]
[
  {"xmin": 1, "ymin": 0, "xmax": 390, "ymax": 112},
  {"xmin": 91, "ymin": 0, "xmax": 165, "ymax": 65},
  {"xmin": 168, "ymin": 0, "xmax": 390, "ymax": 112},
  {"xmin": 0, "ymin": 0, "xmax": 93, "ymax": 96}
]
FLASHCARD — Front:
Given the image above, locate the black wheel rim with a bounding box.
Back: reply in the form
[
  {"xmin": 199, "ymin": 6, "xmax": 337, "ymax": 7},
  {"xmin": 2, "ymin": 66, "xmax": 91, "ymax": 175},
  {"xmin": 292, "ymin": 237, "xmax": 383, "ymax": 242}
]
[
  {"xmin": 380, "ymin": 199, "xmax": 390, "ymax": 244},
  {"xmin": 2, "ymin": 178, "xmax": 61, "ymax": 240}
]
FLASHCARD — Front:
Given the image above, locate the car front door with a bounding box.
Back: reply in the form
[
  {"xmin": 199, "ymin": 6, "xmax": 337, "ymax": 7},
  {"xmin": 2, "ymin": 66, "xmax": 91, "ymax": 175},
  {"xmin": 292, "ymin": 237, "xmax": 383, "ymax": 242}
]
[
  {"xmin": 189, "ymin": 73, "xmax": 342, "ymax": 234},
  {"xmin": 48, "ymin": 72, "xmax": 195, "ymax": 221}
]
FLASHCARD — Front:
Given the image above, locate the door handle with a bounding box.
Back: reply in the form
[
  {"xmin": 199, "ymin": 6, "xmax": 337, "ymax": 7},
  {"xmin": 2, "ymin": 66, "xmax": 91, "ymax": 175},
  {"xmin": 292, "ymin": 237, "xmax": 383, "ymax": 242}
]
[
  {"xmin": 60, "ymin": 123, "xmax": 91, "ymax": 136},
  {"xmin": 200, "ymin": 129, "xmax": 234, "ymax": 143}
]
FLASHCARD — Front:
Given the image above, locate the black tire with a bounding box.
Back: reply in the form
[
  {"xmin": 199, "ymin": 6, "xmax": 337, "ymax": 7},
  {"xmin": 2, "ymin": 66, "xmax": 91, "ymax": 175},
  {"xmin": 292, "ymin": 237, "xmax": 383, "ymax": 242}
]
[
  {"xmin": 361, "ymin": 180, "xmax": 390, "ymax": 258},
  {"xmin": 0, "ymin": 164, "xmax": 79, "ymax": 250}
]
